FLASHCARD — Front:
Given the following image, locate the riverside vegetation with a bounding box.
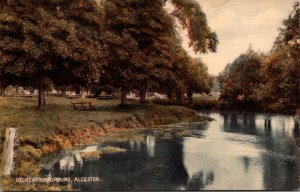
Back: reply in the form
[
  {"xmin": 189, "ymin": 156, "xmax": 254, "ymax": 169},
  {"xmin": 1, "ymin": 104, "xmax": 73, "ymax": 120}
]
[{"xmin": 0, "ymin": 96, "xmax": 212, "ymax": 191}]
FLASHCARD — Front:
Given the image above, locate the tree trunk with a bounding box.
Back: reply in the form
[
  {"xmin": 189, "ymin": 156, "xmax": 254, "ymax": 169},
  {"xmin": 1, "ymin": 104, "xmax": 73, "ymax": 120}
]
[
  {"xmin": 75, "ymin": 86, "xmax": 81, "ymax": 95},
  {"xmin": 38, "ymin": 77, "xmax": 47, "ymax": 109},
  {"xmin": 121, "ymin": 88, "xmax": 127, "ymax": 105},
  {"xmin": 176, "ymin": 91, "xmax": 183, "ymax": 102},
  {"xmin": 62, "ymin": 89, "xmax": 66, "ymax": 97},
  {"xmin": 187, "ymin": 92, "xmax": 193, "ymax": 104},
  {"xmin": 167, "ymin": 91, "xmax": 173, "ymax": 101},
  {"xmin": 140, "ymin": 87, "xmax": 147, "ymax": 104},
  {"xmin": 0, "ymin": 86, "xmax": 6, "ymax": 97}
]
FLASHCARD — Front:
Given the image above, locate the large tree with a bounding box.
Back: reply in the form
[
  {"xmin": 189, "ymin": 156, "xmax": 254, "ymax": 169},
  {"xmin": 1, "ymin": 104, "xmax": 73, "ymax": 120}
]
[
  {"xmin": 104, "ymin": 0, "xmax": 218, "ymax": 104},
  {"xmin": 258, "ymin": 2, "xmax": 300, "ymax": 110},
  {"xmin": 104, "ymin": 0, "xmax": 176, "ymax": 104},
  {"xmin": 0, "ymin": 0, "xmax": 107, "ymax": 109}
]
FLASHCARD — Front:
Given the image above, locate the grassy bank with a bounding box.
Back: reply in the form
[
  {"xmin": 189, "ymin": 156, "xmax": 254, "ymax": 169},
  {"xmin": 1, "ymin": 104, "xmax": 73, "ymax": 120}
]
[{"xmin": 0, "ymin": 96, "xmax": 211, "ymax": 191}]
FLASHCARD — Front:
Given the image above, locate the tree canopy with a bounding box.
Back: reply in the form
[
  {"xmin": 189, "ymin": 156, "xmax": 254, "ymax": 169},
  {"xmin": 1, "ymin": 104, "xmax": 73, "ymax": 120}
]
[
  {"xmin": 0, "ymin": 0, "xmax": 218, "ymax": 108},
  {"xmin": 103, "ymin": 0, "xmax": 218, "ymax": 104},
  {"xmin": 219, "ymin": 48, "xmax": 263, "ymax": 105},
  {"xmin": 0, "ymin": 0, "xmax": 107, "ymax": 108}
]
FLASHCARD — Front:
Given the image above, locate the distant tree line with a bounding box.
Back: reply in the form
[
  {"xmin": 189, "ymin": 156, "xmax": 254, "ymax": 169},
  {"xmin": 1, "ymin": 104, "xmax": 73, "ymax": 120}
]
[
  {"xmin": 0, "ymin": 0, "xmax": 217, "ymax": 109},
  {"xmin": 218, "ymin": 2, "xmax": 300, "ymax": 112}
]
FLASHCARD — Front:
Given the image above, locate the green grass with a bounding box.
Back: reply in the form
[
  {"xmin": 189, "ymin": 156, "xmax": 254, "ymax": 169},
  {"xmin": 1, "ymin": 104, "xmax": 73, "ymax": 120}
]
[
  {"xmin": 0, "ymin": 97, "xmax": 132, "ymax": 146},
  {"xmin": 0, "ymin": 96, "xmax": 210, "ymax": 149},
  {"xmin": 152, "ymin": 96, "xmax": 221, "ymax": 110}
]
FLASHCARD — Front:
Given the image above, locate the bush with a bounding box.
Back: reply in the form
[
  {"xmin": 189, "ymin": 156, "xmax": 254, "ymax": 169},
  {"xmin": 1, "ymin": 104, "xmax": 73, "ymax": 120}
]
[
  {"xmin": 151, "ymin": 98, "xmax": 187, "ymax": 106},
  {"xmin": 152, "ymin": 97, "xmax": 221, "ymax": 110},
  {"xmin": 189, "ymin": 98, "xmax": 221, "ymax": 110}
]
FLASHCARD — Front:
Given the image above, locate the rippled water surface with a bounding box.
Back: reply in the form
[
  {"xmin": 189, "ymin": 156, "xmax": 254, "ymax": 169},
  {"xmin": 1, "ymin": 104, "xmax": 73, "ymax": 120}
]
[{"xmin": 43, "ymin": 111, "xmax": 300, "ymax": 190}]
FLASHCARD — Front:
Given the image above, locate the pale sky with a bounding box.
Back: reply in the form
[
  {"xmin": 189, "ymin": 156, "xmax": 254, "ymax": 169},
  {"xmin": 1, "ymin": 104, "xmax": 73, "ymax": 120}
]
[{"xmin": 180, "ymin": 0, "xmax": 296, "ymax": 75}]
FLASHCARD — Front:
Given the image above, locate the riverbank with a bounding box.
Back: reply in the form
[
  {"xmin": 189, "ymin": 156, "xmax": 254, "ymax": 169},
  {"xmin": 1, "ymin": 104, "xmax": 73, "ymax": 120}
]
[
  {"xmin": 5, "ymin": 110, "xmax": 299, "ymax": 191},
  {"xmin": 0, "ymin": 96, "xmax": 212, "ymax": 191},
  {"xmin": 153, "ymin": 97, "xmax": 299, "ymax": 115}
]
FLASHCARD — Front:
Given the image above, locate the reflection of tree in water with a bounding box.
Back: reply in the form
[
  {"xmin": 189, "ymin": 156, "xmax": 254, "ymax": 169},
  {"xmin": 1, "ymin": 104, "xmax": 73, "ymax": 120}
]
[
  {"xmin": 185, "ymin": 171, "xmax": 214, "ymax": 190},
  {"xmin": 294, "ymin": 121, "xmax": 300, "ymax": 138},
  {"xmin": 264, "ymin": 116, "xmax": 272, "ymax": 132},
  {"xmin": 220, "ymin": 112, "xmax": 300, "ymax": 190},
  {"xmin": 104, "ymin": 137, "xmax": 188, "ymax": 190},
  {"xmin": 261, "ymin": 151, "xmax": 299, "ymax": 190},
  {"xmin": 220, "ymin": 112, "xmax": 257, "ymax": 134},
  {"xmin": 241, "ymin": 156, "xmax": 251, "ymax": 172},
  {"xmin": 49, "ymin": 137, "xmax": 189, "ymax": 191},
  {"xmin": 260, "ymin": 118, "xmax": 300, "ymax": 190}
]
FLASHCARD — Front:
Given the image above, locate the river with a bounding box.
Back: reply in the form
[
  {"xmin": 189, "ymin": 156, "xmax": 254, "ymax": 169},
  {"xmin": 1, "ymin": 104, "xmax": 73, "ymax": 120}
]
[{"xmin": 42, "ymin": 111, "xmax": 300, "ymax": 190}]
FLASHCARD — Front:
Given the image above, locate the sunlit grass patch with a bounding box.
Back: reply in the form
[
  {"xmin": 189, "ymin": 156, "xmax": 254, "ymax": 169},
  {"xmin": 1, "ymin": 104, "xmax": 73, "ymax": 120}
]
[
  {"xmin": 80, "ymin": 151, "xmax": 103, "ymax": 159},
  {"xmin": 102, "ymin": 146, "xmax": 127, "ymax": 154}
]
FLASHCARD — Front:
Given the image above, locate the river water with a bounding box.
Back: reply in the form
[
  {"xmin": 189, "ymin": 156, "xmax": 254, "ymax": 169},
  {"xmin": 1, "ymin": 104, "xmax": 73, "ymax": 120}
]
[{"xmin": 42, "ymin": 111, "xmax": 300, "ymax": 191}]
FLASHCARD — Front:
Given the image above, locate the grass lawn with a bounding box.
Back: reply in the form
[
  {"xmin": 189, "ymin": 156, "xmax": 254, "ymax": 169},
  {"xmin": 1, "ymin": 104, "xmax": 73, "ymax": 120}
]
[{"xmin": 0, "ymin": 96, "xmax": 129, "ymax": 146}]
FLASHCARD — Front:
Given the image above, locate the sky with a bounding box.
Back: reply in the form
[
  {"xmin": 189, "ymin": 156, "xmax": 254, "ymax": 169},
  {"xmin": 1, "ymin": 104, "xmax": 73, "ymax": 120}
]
[{"xmin": 180, "ymin": 0, "xmax": 296, "ymax": 75}]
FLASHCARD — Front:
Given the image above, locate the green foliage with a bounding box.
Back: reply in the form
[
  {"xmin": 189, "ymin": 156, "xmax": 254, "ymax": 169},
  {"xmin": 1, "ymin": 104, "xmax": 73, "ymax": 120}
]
[
  {"xmin": 189, "ymin": 98, "xmax": 220, "ymax": 110},
  {"xmin": 152, "ymin": 96, "xmax": 221, "ymax": 110},
  {"xmin": 219, "ymin": 48, "xmax": 263, "ymax": 105},
  {"xmin": 186, "ymin": 58, "xmax": 213, "ymax": 99},
  {"xmin": 102, "ymin": 0, "xmax": 217, "ymax": 104},
  {"xmin": 261, "ymin": 45, "xmax": 300, "ymax": 109},
  {"xmin": 0, "ymin": 0, "xmax": 107, "ymax": 108},
  {"xmin": 170, "ymin": 0, "xmax": 218, "ymax": 53},
  {"xmin": 103, "ymin": 0, "xmax": 175, "ymax": 98},
  {"xmin": 0, "ymin": 0, "xmax": 218, "ymax": 108},
  {"xmin": 260, "ymin": 2, "xmax": 300, "ymax": 110},
  {"xmin": 273, "ymin": 2, "xmax": 300, "ymax": 52},
  {"xmin": 158, "ymin": 48, "xmax": 213, "ymax": 101}
]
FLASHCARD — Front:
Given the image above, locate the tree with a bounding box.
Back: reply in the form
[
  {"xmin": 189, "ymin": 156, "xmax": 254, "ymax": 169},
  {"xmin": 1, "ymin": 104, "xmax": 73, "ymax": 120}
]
[
  {"xmin": 169, "ymin": 0, "xmax": 218, "ymax": 53},
  {"xmin": 104, "ymin": 0, "xmax": 218, "ymax": 105},
  {"xmin": 0, "ymin": 0, "xmax": 107, "ymax": 109},
  {"xmin": 261, "ymin": 46, "xmax": 300, "ymax": 109},
  {"xmin": 185, "ymin": 58, "xmax": 213, "ymax": 102},
  {"xmin": 273, "ymin": 2, "xmax": 300, "ymax": 54},
  {"xmin": 219, "ymin": 48, "xmax": 263, "ymax": 106},
  {"xmin": 156, "ymin": 47, "xmax": 212, "ymax": 103},
  {"xmin": 157, "ymin": 45, "xmax": 190, "ymax": 101},
  {"xmin": 270, "ymin": 2, "xmax": 300, "ymax": 106},
  {"xmin": 260, "ymin": 48, "xmax": 290, "ymax": 105},
  {"xmin": 104, "ymin": 0, "xmax": 176, "ymax": 104},
  {"xmin": 258, "ymin": 2, "xmax": 300, "ymax": 110}
]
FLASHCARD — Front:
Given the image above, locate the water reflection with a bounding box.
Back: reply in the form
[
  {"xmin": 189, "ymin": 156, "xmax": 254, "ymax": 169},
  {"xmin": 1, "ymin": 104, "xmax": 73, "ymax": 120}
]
[
  {"xmin": 43, "ymin": 112, "xmax": 300, "ymax": 190},
  {"xmin": 186, "ymin": 171, "xmax": 215, "ymax": 190},
  {"xmin": 146, "ymin": 136, "xmax": 155, "ymax": 157},
  {"xmin": 221, "ymin": 112, "xmax": 257, "ymax": 134},
  {"xmin": 294, "ymin": 121, "xmax": 300, "ymax": 137}
]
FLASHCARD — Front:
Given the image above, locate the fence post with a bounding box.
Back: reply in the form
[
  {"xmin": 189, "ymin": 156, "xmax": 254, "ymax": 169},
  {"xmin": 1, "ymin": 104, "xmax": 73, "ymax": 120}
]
[{"xmin": 1, "ymin": 127, "xmax": 17, "ymax": 176}]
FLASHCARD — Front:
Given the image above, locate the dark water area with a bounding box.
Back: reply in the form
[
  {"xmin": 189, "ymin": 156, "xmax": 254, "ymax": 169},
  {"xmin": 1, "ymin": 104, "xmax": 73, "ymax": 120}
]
[{"xmin": 43, "ymin": 111, "xmax": 300, "ymax": 191}]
